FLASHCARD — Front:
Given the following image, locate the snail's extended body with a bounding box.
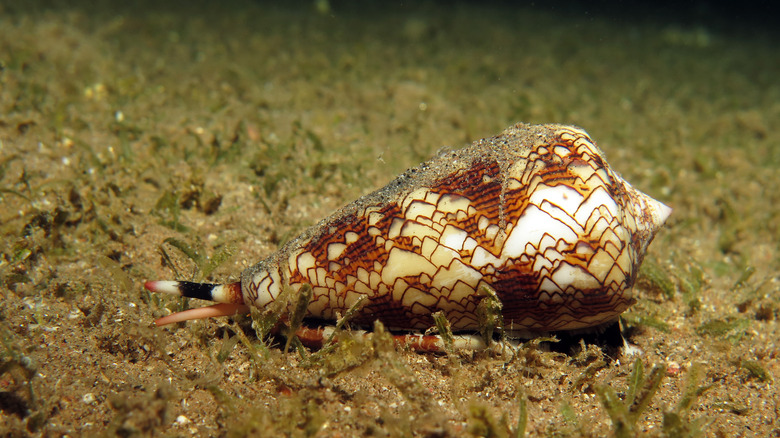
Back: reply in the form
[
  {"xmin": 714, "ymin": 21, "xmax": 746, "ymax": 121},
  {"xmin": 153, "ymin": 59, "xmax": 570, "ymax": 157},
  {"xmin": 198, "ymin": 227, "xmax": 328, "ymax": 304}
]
[{"xmin": 147, "ymin": 123, "xmax": 670, "ymax": 345}]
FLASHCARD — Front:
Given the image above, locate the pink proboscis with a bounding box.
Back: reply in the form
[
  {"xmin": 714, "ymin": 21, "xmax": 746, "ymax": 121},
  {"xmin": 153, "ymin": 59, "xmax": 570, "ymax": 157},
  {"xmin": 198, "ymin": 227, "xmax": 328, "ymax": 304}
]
[{"xmin": 153, "ymin": 303, "xmax": 250, "ymax": 326}]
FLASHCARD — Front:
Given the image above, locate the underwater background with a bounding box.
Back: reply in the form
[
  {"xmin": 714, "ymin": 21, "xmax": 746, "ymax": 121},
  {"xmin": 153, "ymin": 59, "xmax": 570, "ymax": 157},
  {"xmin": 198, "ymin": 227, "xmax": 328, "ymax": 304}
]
[{"xmin": 0, "ymin": 0, "xmax": 777, "ymax": 435}]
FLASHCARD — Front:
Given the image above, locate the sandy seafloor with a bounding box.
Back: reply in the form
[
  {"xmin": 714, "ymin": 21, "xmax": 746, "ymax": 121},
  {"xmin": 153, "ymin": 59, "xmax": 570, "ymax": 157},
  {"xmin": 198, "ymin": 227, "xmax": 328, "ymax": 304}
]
[{"xmin": 0, "ymin": 0, "xmax": 778, "ymax": 436}]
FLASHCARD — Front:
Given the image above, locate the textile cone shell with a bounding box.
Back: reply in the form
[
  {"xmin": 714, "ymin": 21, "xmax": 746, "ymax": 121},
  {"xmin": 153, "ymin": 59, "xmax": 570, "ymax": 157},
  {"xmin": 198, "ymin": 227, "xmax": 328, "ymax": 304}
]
[{"xmin": 148, "ymin": 123, "xmax": 671, "ymax": 335}]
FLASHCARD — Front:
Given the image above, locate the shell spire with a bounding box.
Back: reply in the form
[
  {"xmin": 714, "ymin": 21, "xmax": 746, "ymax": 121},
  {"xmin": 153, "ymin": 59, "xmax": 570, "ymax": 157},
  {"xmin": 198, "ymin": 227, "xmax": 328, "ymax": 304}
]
[
  {"xmin": 619, "ymin": 181, "xmax": 672, "ymax": 275},
  {"xmin": 147, "ymin": 123, "xmax": 671, "ymax": 337}
]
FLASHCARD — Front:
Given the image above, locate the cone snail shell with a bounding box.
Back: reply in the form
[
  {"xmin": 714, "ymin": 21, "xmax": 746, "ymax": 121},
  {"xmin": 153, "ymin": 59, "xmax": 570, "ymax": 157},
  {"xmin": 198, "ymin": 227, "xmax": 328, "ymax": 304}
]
[{"xmin": 146, "ymin": 123, "xmax": 671, "ymax": 338}]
